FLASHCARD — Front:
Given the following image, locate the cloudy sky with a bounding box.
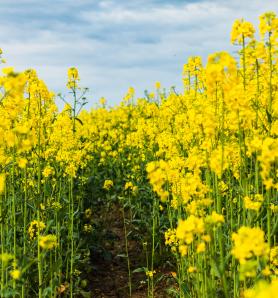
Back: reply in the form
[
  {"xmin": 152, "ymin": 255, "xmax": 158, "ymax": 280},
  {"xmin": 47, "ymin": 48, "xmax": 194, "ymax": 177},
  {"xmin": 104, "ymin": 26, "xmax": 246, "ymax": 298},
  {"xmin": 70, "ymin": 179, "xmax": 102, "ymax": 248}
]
[{"xmin": 0, "ymin": 0, "xmax": 277, "ymax": 107}]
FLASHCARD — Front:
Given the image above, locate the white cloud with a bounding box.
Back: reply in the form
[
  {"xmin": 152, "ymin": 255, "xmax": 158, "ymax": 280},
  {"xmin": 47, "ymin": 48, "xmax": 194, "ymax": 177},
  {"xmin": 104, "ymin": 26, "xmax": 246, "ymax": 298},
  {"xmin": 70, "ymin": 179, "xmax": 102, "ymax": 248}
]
[
  {"xmin": 0, "ymin": 0, "xmax": 277, "ymax": 108},
  {"xmin": 81, "ymin": 2, "xmax": 230, "ymax": 25}
]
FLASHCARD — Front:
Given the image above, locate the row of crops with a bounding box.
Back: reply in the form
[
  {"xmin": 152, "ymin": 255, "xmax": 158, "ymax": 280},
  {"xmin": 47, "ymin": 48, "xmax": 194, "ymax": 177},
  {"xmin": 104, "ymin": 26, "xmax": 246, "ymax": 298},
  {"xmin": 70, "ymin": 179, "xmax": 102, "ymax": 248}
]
[{"xmin": 0, "ymin": 11, "xmax": 277, "ymax": 298}]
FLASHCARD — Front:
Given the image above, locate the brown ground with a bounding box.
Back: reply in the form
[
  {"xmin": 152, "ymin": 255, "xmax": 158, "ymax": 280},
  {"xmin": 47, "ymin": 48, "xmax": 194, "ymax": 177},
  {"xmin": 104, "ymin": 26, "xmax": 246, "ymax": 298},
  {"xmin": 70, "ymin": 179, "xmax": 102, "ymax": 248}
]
[{"xmin": 88, "ymin": 202, "xmax": 175, "ymax": 298}]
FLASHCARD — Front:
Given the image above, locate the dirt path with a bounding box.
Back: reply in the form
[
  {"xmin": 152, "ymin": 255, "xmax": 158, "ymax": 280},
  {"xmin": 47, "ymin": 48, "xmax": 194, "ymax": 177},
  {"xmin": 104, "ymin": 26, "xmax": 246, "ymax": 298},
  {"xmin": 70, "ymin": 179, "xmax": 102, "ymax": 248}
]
[
  {"xmin": 87, "ymin": 201, "xmax": 173, "ymax": 298},
  {"xmin": 89, "ymin": 203, "xmax": 147, "ymax": 297}
]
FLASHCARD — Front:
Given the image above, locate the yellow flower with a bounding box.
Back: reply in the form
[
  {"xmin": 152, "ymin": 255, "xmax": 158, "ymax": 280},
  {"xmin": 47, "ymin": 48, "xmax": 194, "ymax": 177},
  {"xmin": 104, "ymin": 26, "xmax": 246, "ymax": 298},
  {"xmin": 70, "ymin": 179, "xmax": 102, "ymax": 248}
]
[
  {"xmin": 262, "ymin": 266, "xmax": 271, "ymax": 276},
  {"xmin": 39, "ymin": 235, "xmax": 58, "ymax": 250},
  {"xmin": 28, "ymin": 220, "xmax": 46, "ymax": 240},
  {"xmin": 231, "ymin": 227, "xmax": 269, "ymax": 264},
  {"xmin": 2, "ymin": 67, "xmax": 14, "ymax": 75},
  {"xmin": 171, "ymin": 271, "xmax": 177, "ymax": 278},
  {"xmin": 17, "ymin": 158, "xmax": 27, "ymax": 169},
  {"xmin": 99, "ymin": 97, "xmax": 107, "ymax": 105},
  {"xmin": 176, "ymin": 215, "xmax": 204, "ymax": 244},
  {"xmin": 270, "ymin": 204, "xmax": 278, "ymax": 213},
  {"xmin": 146, "ymin": 270, "xmax": 156, "ymax": 278},
  {"xmin": 52, "ymin": 202, "xmax": 62, "ymax": 210},
  {"xmin": 179, "ymin": 244, "xmax": 188, "ymax": 256},
  {"xmin": 0, "ymin": 253, "xmax": 13, "ymax": 265},
  {"xmin": 124, "ymin": 181, "xmax": 134, "ymax": 190},
  {"xmin": 155, "ymin": 81, "xmax": 161, "ymax": 89},
  {"xmin": 171, "ymin": 246, "xmax": 177, "ymax": 253},
  {"xmin": 83, "ymin": 224, "xmax": 93, "ymax": 233},
  {"xmin": 67, "ymin": 67, "xmax": 79, "ymax": 89},
  {"xmin": 165, "ymin": 228, "xmax": 178, "ymax": 246},
  {"xmin": 123, "ymin": 87, "xmax": 135, "ymax": 102},
  {"xmin": 85, "ymin": 208, "xmax": 92, "ymax": 219},
  {"xmin": 197, "ymin": 242, "xmax": 206, "ymax": 253},
  {"xmin": 42, "ymin": 165, "xmax": 54, "ymax": 178},
  {"xmin": 103, "ymin": 179, "xmax": 113, "ymax": 190},
  {"xmin": 0, "ymin": 174, "xmax": 6, "ymax": 194},
  {"xmin": 231, "ymin": 19, "xmax": 255, "ymax": 44},
  {"xmin": 202, "ymin": 235, "xmax": 211, "ymax": 243},
  {"xmin": 188, "ymin": 266, "xmax": 197, "ymax": 273},
  {"xmin": 244, "ymin": 194, "xmax": 264, "ymax": 212},
  {"xmin": 244, "ymin": 278, "xmax": 278, "ymax": 298},
  {"xmin": 259, "ymin": 11, "xmax": 277, "ymax": 37},
  {"xmin": 206, "ymin": 211, "xmax": 224, "ymax": 224},
  {"xmin": 270, "ymin": 247, "xmax": 278, "ymax": 266},
  {"xmin": 10, "ymin": 269, "xmax": 21, "ymax": 280}
]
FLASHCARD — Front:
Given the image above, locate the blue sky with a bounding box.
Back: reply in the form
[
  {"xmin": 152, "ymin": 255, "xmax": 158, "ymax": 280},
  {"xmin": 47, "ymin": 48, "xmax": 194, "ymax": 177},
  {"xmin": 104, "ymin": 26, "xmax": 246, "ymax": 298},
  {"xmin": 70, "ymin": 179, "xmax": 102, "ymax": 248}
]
[{"xmin": 0, "ymin": 0, "xmax": 277, "ymax": 108}]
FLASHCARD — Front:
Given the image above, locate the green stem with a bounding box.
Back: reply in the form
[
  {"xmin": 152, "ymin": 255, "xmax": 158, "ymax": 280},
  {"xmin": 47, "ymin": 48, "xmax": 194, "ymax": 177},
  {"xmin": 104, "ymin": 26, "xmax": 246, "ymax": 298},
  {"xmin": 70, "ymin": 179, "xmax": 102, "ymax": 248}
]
[{"xmin": 122, "ymin": 207, "xmax": 132, "ymax": 297}]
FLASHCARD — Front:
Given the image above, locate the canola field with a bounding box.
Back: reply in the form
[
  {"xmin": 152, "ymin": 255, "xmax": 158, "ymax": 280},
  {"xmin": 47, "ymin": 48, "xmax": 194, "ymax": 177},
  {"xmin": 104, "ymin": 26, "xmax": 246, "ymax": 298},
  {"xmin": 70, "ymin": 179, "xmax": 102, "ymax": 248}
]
[{"xmin": 0, "ymin": 11, "xmax": 278, "ymax": 298}]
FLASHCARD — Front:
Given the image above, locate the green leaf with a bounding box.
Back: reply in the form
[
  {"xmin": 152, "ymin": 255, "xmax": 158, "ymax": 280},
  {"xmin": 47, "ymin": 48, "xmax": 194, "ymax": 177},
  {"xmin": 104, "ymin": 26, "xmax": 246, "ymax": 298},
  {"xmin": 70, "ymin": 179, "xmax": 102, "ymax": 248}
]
[
  {"xmin": 181, "ymin": 282, "xmax": 190, "ymax": 296},
  {"xmin": 116, "ymin": 253, "xmax": 127, "ymax": 258},
  {"xmin": 211, "ymin": 259, "xmax": 221, "ymax": 278},
  {"xmin": 133, "ymin": 267, "xmax": 147, "ymax": 273}
]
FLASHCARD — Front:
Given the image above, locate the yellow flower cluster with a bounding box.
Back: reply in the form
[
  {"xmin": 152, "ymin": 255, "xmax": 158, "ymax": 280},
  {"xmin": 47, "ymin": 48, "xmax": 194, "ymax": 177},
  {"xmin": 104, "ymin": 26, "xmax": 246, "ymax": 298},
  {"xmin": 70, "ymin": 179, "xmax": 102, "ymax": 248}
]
[
  {"xmin": 146, "ymin": 161, "xmax": 169, "ymax": 202},
  {"xmin": 39, "ymin": 234, "xmax": 58, "ymax": 250},
  {"xmin": 103, "ymin": 179, "xmax": 113, "ymax": 190},
  {"xmin": 67, "ymin": 67, "xmax": 80, "ymax": 89},
  {"xmin": 205, "ymin": 211, "xmax": 225, "ymax": 225},
  {"xmin": 124, "ymin": 181, "xmax": 137, "ymax": 193},
  {"xmin": 231, "ymin": 19, "xmax": 255, "ymax": 44},
  {"xmin": 10, "ymin": 269, "xmax": 21, "ymax": 280},
  {"xmin": 232, "ymin": 227, "xmax": 269, "ymax": 264},
  {"xmin": 145, "ymin": 270, "xmax": 156, "ymax": 278},
  {"xmin": 165, "ymin": 228, "xmax": 178, "ymax": 247},
  {"xmin": 244, "ymin": 194, "xmax": 264, "ymax": 211},
  {"xmin": 244, "ymin": 278, "xmax": 278, "ymax": 298},
  {"xmin": 28, "ymin": 220, "xmax": 46, "ymax": 240},
  {"xmin": 176, "ymin": 215, "xmax": 205, "ymax": 245},
  {"xmin": 0, "ymin": 173, "xmax": 5, "ymax": 193}
]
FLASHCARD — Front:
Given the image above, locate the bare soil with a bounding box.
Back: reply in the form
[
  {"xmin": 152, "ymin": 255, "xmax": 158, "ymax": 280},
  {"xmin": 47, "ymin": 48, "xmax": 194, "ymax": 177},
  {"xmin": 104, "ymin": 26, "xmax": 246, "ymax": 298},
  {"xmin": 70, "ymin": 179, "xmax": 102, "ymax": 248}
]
[{"xmin": 88, "ymin": 202, "xmax": 174, "ymax": 298}]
